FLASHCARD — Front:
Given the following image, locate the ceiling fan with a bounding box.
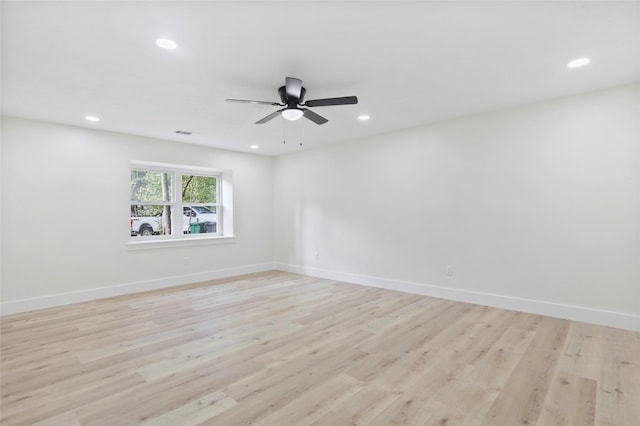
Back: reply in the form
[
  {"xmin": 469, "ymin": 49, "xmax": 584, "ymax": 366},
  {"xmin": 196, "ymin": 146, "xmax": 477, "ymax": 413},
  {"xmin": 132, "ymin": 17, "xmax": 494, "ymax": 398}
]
[{"xmin": 226, "ymin": 77, "xmax": 358, "ymax": 125}]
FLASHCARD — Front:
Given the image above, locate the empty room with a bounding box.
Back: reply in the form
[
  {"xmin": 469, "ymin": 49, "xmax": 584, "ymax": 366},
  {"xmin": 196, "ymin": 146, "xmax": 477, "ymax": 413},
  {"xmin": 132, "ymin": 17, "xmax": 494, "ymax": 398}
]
[{"xmin": 1, "ymin": 1, "xmax": 639, "ymax": 425}]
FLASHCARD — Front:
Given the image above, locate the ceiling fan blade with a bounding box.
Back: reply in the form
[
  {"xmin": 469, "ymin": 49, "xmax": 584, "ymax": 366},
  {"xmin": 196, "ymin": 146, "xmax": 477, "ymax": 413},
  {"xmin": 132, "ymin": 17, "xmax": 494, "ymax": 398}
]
[
  {"xmin": 304, "ymin": 96, "xmax": 358, "ymax": 107},
  {"xmin": 226, "ymin": 99, "xmax": 282, "ymax": 106},
  {"xmin": 255, "ymin": 109, "xmax": 284, "ymax": 124},
  {"xmin": 285, "ymin": 77, "xmax": 303, "ymax": 100},
  {"xmin": 302, "ymin": 108, "xmax": 328, "ymax": 125}
]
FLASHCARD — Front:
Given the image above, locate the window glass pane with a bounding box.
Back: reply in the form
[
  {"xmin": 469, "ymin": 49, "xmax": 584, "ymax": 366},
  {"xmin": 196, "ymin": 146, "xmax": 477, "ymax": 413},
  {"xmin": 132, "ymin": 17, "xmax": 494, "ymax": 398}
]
[
  {"xmin": 129, "ymin": 165, "xmax": 226, "ymax": 240},
  {"xmin": 182, "ymin": 175, "xmax": 216, "ymax": 204},
  {"xmin": 130, "ymin": 205, "xmax": 174, "ymax": 236},
  {"xmin": 183, "ymin": 205, "xmax": 217, "ymax": 234},
  {"xmin": 131, "ymin": 170, "xmax": 172, "ymax": 202}
]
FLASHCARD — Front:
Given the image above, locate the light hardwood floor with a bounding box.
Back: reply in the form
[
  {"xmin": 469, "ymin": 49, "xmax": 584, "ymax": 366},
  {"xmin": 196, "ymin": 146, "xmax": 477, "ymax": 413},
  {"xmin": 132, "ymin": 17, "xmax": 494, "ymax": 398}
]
[{"xmin": 1, "ymin": 271, "xmax": 639, "ymax": 425}]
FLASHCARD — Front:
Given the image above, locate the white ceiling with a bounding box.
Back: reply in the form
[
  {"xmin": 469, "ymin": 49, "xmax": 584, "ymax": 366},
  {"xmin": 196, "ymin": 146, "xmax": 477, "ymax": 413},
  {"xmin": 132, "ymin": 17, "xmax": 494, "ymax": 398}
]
[{"xmin": 2, "ymin": 1, "xmax": 639, "ymax": 156}]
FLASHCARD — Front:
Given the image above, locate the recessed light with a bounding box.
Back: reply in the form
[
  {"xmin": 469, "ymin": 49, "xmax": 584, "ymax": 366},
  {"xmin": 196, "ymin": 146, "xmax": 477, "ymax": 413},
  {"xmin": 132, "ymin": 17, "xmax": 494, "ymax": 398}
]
[
  {"xmin": 85, "ymin": 115, "xmax": 100, "ymax": 122},
  {"xmin": 358, "ymin": 114, "xmax": 370, "ymax": 121},
  {"xmin": 250, "ymin": 144, "xmax": 260, "ymax": 150},
  {"xmin": 567, "ymin": 57, "xmax": 590, "ymax": 69},
  {"xmin": 156, "ymin": 38, "xmax": 177, "ymax": 50}
]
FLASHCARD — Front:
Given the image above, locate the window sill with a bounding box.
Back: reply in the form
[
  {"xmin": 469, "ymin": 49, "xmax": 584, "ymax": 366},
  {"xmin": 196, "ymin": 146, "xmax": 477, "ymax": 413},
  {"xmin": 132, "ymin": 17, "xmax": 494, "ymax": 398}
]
[{"xmin": 126, "ymin": 235, "xmax": 236, "ymax": 250}]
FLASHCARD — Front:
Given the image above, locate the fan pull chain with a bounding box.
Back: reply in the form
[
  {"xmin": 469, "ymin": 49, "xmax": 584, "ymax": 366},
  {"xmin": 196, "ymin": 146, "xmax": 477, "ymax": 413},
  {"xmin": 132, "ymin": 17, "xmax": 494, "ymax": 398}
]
[{"xmin": 282, "ymin": 118, "xmax": 302, "ymax": 147}]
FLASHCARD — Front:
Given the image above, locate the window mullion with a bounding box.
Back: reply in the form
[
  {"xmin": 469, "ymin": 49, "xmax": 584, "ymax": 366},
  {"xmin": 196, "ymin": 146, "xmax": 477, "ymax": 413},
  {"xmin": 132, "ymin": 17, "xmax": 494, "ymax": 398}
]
[
  {"xmin": 172, "ymin": 172, "xmax": 182, "ymax": 237},
  {"xmin": 215, "ymin": 176, "xmax": 221, "ymax": 236}
]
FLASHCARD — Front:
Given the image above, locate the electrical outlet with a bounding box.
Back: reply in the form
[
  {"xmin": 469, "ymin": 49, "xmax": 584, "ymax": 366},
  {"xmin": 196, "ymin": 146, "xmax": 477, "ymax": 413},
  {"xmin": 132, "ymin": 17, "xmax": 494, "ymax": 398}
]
[
  {"xmin": 183, "ymin": 256, "xmax": 190, "ymax": 266},
  {"xmin": 446, "ymin": 265, "xmax": 453, "ymax": 276}
]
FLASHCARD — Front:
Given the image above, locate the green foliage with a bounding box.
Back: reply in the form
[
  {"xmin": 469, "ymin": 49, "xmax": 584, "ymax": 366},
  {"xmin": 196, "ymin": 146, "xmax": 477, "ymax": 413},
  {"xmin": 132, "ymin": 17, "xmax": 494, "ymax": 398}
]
[
  {"xmin": 130, "ymin": 204, "xmax": 163, "ymax": 216},
  {"xmin": 130, "ymin": 170, "xmax": 172, "ymax": 202},
  {"xmin": 131, "ymin": 170, "xmax": 216, "ymax": 204},
  {"xmin": 182, "ymin": 174, "xmax": 217, "ymax": 203}
]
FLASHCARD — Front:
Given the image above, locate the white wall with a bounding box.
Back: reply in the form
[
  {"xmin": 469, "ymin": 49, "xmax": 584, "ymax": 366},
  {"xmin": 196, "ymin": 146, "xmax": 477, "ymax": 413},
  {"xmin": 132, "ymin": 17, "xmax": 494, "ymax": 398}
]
[
  {"xmin": 1, "ymin": 117, "xmax": 273, "ymax": 311},
  {"xmin": 2, "ymin": 84, "xmax": 638, "ymax": 330},
  {"xmin": 273, "ymin": 83, "xmax": 640, "ymax": 330}
]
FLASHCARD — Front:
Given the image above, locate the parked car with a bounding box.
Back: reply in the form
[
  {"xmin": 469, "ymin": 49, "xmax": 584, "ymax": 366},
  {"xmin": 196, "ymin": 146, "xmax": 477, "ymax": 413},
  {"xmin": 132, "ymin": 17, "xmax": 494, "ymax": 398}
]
[
  {"xmin": 182, "ymin": 206, "xmax": 217, "ymax": 233},
  {"xmin": 130, "ymin": 206, "xmax": 217, "ymax": 236},
  {"xmin": 130, "ymin": 209, "xmax": 162, "ymax": 236}
]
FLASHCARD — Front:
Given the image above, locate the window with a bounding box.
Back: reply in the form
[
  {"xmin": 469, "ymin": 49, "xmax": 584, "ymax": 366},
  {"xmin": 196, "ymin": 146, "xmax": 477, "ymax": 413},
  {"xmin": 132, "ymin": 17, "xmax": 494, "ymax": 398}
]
[{"xmin": 130, "ymin": 161, "xmax": 231, "ymax": 241}]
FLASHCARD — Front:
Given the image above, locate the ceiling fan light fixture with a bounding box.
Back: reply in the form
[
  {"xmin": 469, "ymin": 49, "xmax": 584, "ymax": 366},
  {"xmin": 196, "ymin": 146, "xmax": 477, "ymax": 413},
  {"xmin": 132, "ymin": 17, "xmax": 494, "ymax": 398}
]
[{"xmin": 281, "ymin": 108, "xmax": 304, "ymax": 121}]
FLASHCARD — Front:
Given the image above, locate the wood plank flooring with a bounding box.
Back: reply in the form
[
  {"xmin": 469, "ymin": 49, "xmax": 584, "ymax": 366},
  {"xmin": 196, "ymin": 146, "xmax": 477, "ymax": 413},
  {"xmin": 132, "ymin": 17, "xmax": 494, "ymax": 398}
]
[{"xmin": 1, "ymin": 271, "xmax": 639, "ymax": 425}]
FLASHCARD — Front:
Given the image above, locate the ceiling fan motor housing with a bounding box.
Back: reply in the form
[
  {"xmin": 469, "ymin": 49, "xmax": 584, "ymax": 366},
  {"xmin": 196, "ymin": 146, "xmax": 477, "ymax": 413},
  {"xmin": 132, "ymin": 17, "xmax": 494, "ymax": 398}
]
[{"xmin": 279, "ymin": 86, "xmax": 305, "ymax": 104}]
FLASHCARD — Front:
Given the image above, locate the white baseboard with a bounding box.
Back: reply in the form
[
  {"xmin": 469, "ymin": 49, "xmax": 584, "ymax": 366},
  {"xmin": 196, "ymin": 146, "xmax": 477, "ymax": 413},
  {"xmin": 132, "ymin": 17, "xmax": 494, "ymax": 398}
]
[
  {"xmin": 274, "ymin": 263, "xmax": 640, "ymax": 332},
  {"xmin": 4, "ymin": 262, "xmax": 638, "ymax": 332},
  {"xmin": 0, "ymin": 263, "xmax": 274, "ymax": 316}
]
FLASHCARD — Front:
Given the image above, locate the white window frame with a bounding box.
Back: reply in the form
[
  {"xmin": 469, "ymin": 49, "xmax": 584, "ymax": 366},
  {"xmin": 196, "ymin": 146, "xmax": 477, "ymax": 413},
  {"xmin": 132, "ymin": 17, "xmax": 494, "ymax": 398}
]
[{"xmin": 128, "ymin": 160, "xmax": 234, "ymax": 248}]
